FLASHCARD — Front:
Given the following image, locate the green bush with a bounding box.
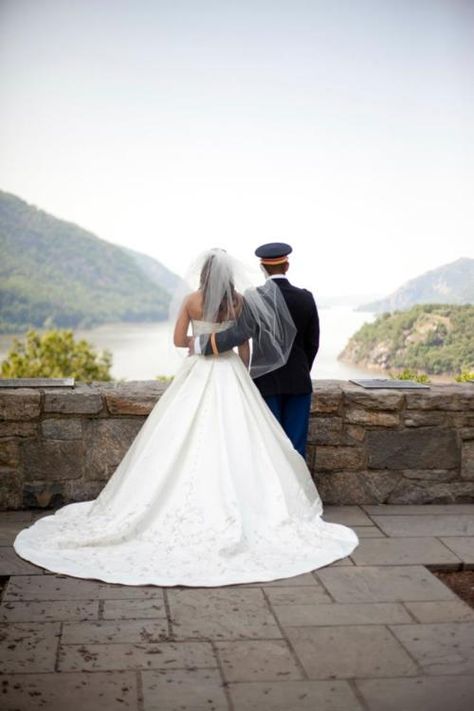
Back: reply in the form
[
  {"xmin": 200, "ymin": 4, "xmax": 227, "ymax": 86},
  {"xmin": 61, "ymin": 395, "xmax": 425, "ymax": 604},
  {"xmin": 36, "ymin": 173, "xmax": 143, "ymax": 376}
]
[{"xmin": 1, "ymin": 329, "xmax": 112, "ymax": 381}]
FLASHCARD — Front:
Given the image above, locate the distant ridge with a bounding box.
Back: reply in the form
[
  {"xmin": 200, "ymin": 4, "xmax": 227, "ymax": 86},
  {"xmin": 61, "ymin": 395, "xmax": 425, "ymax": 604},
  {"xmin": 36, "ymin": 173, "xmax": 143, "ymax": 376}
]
[
  {"xmin": 359, "ymin": 258, "xmax": 474, "ymax": 313},
  {"xmin": 0, "ymin": 190, "xmax": 181, "ymax": 333}
]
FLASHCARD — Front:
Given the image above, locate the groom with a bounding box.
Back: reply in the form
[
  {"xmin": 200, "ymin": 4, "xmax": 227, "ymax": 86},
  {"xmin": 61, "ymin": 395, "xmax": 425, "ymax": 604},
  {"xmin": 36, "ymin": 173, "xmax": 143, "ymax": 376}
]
[{"xmin": 194, "ymin": 243, "xmax": 320, "ymax": 458}]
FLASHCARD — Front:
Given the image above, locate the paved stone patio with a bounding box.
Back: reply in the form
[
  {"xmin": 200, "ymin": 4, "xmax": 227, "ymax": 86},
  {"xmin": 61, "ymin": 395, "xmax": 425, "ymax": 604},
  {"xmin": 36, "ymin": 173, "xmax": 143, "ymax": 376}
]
[{"xmin": 1, "ymin": 504, "xmax": 474, "ymax": 710}]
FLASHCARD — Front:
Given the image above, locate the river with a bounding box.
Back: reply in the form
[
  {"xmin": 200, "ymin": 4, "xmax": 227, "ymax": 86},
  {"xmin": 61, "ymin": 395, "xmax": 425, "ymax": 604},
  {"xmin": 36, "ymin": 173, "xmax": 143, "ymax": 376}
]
[{"xmin": 0, "ymin": 306, "xmax": 378, "ymax": 381}]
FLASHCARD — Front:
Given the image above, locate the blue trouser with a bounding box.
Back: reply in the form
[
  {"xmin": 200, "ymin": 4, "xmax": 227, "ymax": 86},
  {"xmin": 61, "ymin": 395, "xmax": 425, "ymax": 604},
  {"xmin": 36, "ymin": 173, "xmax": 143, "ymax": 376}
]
[{"xmin": 264, "ymin": 393, "xmax": 312, "ymax": 458}]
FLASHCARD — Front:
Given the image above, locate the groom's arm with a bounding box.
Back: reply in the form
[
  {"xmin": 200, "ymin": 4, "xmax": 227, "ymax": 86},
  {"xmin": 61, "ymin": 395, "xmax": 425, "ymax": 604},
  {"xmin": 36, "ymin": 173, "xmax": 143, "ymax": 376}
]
[{"xmin": 198, "ymin": 302, "xmax": 255, "ymax": 356}]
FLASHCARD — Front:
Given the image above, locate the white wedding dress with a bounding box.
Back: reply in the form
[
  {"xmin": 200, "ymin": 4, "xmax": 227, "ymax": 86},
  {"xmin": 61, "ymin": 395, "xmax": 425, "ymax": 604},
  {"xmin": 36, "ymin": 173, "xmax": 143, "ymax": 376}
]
[{"xmin": 14, "ymin": 319, "xmax": 358, "ymax": 586}]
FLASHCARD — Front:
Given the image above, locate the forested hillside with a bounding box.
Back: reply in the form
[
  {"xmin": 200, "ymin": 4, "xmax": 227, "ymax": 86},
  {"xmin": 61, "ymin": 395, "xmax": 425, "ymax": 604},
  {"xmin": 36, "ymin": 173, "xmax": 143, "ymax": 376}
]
[
  {"xmin": 340, "ymin": 304, "xmax": 474, "ymax": 375},
  {"xmin": 0, "ymin": 191, "xmax": 179, "ymax": 332}
]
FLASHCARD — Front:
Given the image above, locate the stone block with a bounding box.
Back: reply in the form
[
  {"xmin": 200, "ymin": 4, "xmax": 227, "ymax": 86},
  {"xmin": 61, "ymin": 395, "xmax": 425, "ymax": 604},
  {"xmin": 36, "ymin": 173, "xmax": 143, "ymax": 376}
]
[
  {"xmin": 0, "ymin": 439, "xmax": 20, "ymax": 466},
  {"xmin": 43, "ymin": 387, "xmax": 103, "ymax": 414},
  {"xmin": 20, "ymin": 438, "xmax": 85, "ymax": 480},
  {"xmin": 370, "ymin": 514, "xmax": 474, "ymax": 537},
  {"xmin": 216, "ymin": 639, "xmax": 303, "ymax": 681},
  {"xmin": 404, "ymin": 410, "xmax": 448, "ymax": 427},
  {"xmin": 0, "ymin": 389, "xmax": 41, "ymax": 421},
  {"xmin": 286, "ymin": 625, "xmax": 417, "ymax": 679},
  {"xmin": 316, "ymin": 565, "xmax": 456, "ymax": 602},
  {"xmin": 387, "ymin": 480, "xmax": 474, "ymax": 505},
  {"xmin": 315, "ymin": 472, "xmax": 374, "ymax": 505},
  {"xmin": 344, "ymin": 388, "xmax": 404, "ymax": 411},
  {"xmin": 315, "ymin": 446, "xmax": 365, "ymax": 471},
  {"xmin": 345, "ymin": 407, "xmax": 399, "ymax": 427},
  {"xmin": 142, "ymin": 669, "xmax": 228, "ymax": 711},
  {"xmin": 357, "ymin": 676, "xmax": 474, "ymax": 711},
  {"xmin": 0, "ymin": 467, "xmax": 22, "ymax": 509},
  {"xmin": 401, "ymin": 469, "xmax": 456, "ymax": 481},
  {"xmin": 229, "ymin": 680, "xmax": 363, "ymax": 711},
  {"xmin": 105, "ymin": 381, "xmax": 164, "ymax": 415},
  {"xmin": 62, "ymin": 619, "xmax": 168, "ymax": 644},
  {"xmin": 58, "ymin": 640, "xmax": 215, "ymax": 672},
  {"xmin": 83, "ymin": 418, "xmax": 142, "ymax": 480},
  {"xmin": 168, "ymin": 588, "xmax": 282, "ymax": 640},
  {"xmin": 0, "ymin": 671, "xmax": 139, "ymax": 711},
  {"xmin": 248, "ymin": 572, "xmax": 319, "ymax": 587},
  {"xmin": 363, "ymin": 470, "xmax": 402, "ymax": 502},
  {"xmin": 367, "ymin": 428, "xmax": 459, "ymax": 470},
  {"xmin": 0, "ymin": 621, "xmax": 60, "ymax": 673},
  {"xmin": 272, "ymin": 602, "xmax": 411, "ymax": 627},
  {"xmin": 41, "ymin": 418, "xmax": 83, "ymax": 439},
  {"xmin": 22, "ymin": 481, "xmax": 66, "ymax": 508},
  {"xmin": 0, "ymin": 421, "xmax": 38, "ymax": 437},
  {"xmin": 390, "ymin": 622, "xmax": 474, "ymax": 675},
  {"xmin": 65, "ymin": 479, "xmax": 105, "ymax": 502},
  {"xmin": 1, "ymin": 600, "xmax": 99, "ymax": 623},
  {"xmin": 404, "ymin": 600, "xmax": 474, "ymax": 623},
  {"xmin": 351, "ymin": 537, "xmax": 461, "ymax": 567},
  {"xmin": 307, "ymin": 416, "xmax": 343, "ymax": 445},
  {"xmin": 461, "ymin": 440, "xmax": 474, "ymax": 480},
  {"xmin": 405, "ymin": 385, "xmax": 474, "ymax": 411},
  {"xmin": 310, "ymin": 386, "xmax": 342, "ymax": 414}
]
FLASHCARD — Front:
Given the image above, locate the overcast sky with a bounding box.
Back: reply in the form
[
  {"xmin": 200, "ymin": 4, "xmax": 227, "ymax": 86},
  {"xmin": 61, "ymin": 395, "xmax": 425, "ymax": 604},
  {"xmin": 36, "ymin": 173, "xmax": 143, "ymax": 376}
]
[{"xmin": 1, "ymin": 0, "xmax": 473, "ymax": 297}]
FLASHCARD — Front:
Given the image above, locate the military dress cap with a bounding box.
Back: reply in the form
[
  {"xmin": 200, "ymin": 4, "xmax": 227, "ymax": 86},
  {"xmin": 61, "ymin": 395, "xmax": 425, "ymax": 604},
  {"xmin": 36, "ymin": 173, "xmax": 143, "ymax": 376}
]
[{"xmin": 255, "ymin": 242, "xmax": 292, "ymax": 265}]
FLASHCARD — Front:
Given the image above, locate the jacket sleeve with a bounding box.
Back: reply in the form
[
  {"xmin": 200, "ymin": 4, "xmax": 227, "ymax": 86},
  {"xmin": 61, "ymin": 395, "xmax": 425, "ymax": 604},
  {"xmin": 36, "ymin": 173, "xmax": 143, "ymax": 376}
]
[
  {"xmin": 304, "ymin": 296, "xmax": 320, "ymax": 369},
  {"xmin": 199, "ymin": 301, "xmax": 256, "ymax": 355}
]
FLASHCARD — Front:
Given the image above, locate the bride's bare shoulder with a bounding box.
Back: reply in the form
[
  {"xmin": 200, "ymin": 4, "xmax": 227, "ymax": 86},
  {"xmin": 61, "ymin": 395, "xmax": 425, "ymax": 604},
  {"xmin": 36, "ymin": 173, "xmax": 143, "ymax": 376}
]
[{"xmin": 185, "ymin": 291, "xmax": 204, "ymax": 319}]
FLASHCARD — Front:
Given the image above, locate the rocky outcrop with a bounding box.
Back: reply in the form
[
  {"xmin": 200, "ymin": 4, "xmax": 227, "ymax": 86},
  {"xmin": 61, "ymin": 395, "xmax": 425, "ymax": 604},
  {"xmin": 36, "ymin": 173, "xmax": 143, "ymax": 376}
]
[{"xmin": 0, "ymin": 380, "xmax": 473, "ymax": 508}]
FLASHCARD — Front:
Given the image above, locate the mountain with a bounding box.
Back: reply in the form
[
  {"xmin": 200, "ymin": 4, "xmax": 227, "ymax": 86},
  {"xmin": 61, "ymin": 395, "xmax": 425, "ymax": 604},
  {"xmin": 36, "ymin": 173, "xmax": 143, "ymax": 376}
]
[
  {"xmin": 358, "ymin": 258, "xmax": 474, "ymax": 313},
  {"xmin": 0, "ymin": 190, "xmax": 181, "ymax": 333},
  {"xmin": 339, "ymin": 304, "xmax": 474, "ymax": 375}
]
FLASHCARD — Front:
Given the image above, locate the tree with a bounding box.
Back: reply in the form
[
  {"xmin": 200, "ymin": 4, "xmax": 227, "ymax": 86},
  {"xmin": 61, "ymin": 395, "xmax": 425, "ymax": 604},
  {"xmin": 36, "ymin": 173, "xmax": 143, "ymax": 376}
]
[{"xmin": 1, "ymin": 329, "xmax": 112, "ymax": 381}]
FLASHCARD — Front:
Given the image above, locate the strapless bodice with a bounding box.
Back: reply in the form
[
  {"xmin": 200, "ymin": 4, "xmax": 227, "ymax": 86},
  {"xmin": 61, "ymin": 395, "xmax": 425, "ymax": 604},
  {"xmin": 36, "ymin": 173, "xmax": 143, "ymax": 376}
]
[{"xmin": 191, "ymin": 319, "xmax": 235, "ymax": 336}]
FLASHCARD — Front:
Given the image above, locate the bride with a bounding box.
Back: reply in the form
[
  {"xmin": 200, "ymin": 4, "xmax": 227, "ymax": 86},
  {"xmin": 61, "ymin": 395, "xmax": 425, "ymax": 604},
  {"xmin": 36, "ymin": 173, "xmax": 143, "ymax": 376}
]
[{"xmin": 14, "ymin": 249, "xmax": 358, "ymax": 586}]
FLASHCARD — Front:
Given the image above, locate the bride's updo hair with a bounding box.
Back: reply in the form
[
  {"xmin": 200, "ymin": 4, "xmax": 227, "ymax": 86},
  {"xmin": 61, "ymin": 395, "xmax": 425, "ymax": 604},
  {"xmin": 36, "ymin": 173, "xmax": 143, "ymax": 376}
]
[{"xmin": 199, "ymin": 249, "xmax": 239, "ymax": 322}]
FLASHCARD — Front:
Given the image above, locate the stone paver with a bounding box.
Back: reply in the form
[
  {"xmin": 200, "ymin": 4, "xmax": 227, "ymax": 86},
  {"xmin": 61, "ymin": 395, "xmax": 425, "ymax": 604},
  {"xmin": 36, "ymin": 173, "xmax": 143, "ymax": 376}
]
[
  {"xmin": 102, "ymin": 597, "xmax": 166, "ymax": 619},
  {"xmin": 285, "ymin": 625, "xmax": 418, "ymax": 679},
  {"xmin": 229, "ymin": 680, "xmax": 364, "ymax": 711},
  {"xmin": 403, "ymin": 600, "xmax": 474, "ymax": 623},
  {"xmin": 351, "ymin": 537, "xmax": 461, "ymax": 566},
  {"xmin": 371, "ymin": 514, "xmax": 474, "ymax": 537},
  {"xmin": 168, "ymin": 588, "xmax": 282, "ymax": 639},
  {"xmin": 215, "ymin": 639, "xmax": 303, "ymax": 681},
  {"xmin": 439, "ymin": 536, "xmax": 474, "ymax": 565},
  {"xmin": 322, "ymin": 505, "xmax": 373, "ymax": 526},
  {"xmin": 357, "ymin": 676, "xmax": 474, "ymax": 711},
  {"xmin": 58, "ymin": 640, "xmax": 215, "ymax": 672},
  {"xmin": 263, "ymin": 584, "xmax": 332, "ymax": 605},
  {"xmin": 4, "ymin": 574, "xmax": 164, "ymax": 600},
  {"xmin": 0, "ymin": 599, "xmax": 99, "ymax": 622},
  {"xmin": 0, "ymin": 672, "xmax": 139, "ymax": 711},
  {"xmin": 141, "ymin": 669, "xmax": 229, "ymax": 711},
  {"xmin": 0, "ymin": 521, "xmax": 31, "ymax": 545},
  {"xmin": 363, "ymin": 504, "xmax": 474, "ymax": 516},
  {"xmin": 1, "ymin": 504, "xmax": 474, "ymax": 710},
  {"xmin": 0, "ymin": 548, "xmax": 45, "ymax": 575},
  {"xmin": 391, "ymin": 622, "xmax": 474, "ymax": 675},
  {"xmin": 272, "ymin": 602, "xmax": 412, "ymax": 627},
  {"xmin": 317, "ymin": 565, "xmax": 457, "ymax": 602},
  {"xmin": 62, "ymin": 619, "xmax": 169, "ymax": 644},
  {"xmin": 0, "ymin": 621, "xmax": 60, "ymax": 673}
]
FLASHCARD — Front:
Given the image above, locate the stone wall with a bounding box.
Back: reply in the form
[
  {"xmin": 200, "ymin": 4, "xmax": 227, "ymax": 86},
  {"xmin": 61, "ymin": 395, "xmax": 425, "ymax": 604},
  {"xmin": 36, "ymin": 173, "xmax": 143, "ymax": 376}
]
[{"xmin": 0, "ymin": 380, "xmax": 473, "ymax": 509}]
